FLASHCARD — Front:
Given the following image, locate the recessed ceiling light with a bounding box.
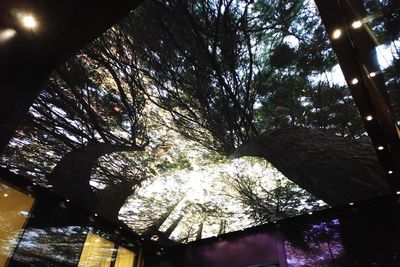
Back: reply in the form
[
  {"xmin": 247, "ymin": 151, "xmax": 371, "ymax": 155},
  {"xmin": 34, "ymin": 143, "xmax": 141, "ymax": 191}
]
[
  {"xmin": 351, "ymin": 20, "xmax": 362, "ymax": 29},
  {"xmin": 21, "ymin": 14, "xmax": 38, "ymax": 30},
  {"xmin": 351, "ymin": 78, "xmax": 359, "ymax": 85},
  {"xmin": 0, "ymin": 28, "xmax": 17, "ymax": 43},
  {"xmin": 332, "ymin": 29, "xmax": 342, "ymax": 39},
  {"xmin": 366, "ymin": 115, "xmax": 373, "ymax": 121},
  {"xmin": 377, "ymin": 146, "xmax": 384, "ymax": 150},
  {"xmin": 369, "ymin": 72, "xmax": 376, "ymax": 77}
]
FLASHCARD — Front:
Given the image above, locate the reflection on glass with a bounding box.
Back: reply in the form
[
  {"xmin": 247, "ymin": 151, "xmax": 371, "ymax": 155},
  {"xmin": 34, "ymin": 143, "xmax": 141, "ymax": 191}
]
[
  {"xmin": 0, "ymin": 181, "xmax": 34, "ymax": 267},
  {"xmin": 78, "ymin": 233, "xmax": 115, "ymax": 267},
  {"xmin": 360, "ymin": 0, "xmax": 400, "ymax": 123},
  {"xmin": 284, "ymin": 219, "xmax": 344, "ymax": 266},
  {"xmin": 115, "ymin": 246, "xmax": 135, "ymax": 267},
  {"xmin": 10, "ymin": 226, "xmax": 87, "ymax": 266}
]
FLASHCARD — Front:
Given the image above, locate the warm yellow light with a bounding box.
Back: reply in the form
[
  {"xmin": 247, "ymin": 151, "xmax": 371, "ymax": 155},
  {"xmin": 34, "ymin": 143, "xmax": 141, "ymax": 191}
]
[
  {"xmin": 366, "ymin": 115, "xmax": 373, "ymax": 121},
  {"xmin": 3, "ymin": 193, "xmax": 8, "ymax": 197},
  {"xmin": 351, "ymin": 78, "xmax": 359, "ymax": 85},
  {"xmin": 369, "ymin": 72, "xmax": 376, "ymax": 77},
  {"xmin": 0, "ymin": 28, "xmax": 17, "ymax": 43},
  {"xmin": 332, "ymin": 29, "xmax": 342, "ymax": 39},
  {"xmin": 21, "ymin": 14, "xmax": 38, "ymax": 30},
  {"xmin": 351, "ymin": 20, "xmax": 362, "ymax": 29}
]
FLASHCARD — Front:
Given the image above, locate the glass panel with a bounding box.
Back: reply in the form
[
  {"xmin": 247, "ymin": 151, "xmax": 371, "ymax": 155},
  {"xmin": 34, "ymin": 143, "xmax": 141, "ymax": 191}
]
[
  {"xmin": 0, "ymin": 180, "xmax": 34, "ymax": 267},
  {"xmin": 115, "ymin": 246, "xmax": 135, "ymax": 267},
  {"xmin": 284, "ymin": 219, "xmax": 343, "ymax": 266},
  {"xmin": 77, "ymin": 233, "xmax": 115, "ymax": 267}
]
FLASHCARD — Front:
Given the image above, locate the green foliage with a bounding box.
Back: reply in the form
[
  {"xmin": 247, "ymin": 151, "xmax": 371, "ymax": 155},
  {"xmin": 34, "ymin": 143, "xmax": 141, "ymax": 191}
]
[{"xmin": 222, "ymin": 168, "xmax": 323, "ymax": 224}]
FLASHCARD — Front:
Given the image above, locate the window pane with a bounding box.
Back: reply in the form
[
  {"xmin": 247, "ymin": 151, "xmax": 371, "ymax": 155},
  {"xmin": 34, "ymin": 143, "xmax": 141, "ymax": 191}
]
[
  {"xmin": 0, "ymin": 180, "xmax": 34, "ymax": 267},
  {"xmin": 115, "ymin": 246, "xmax": 135, "ymax": 267},
  {"xmin": 78, "ymin": 233, "xmax": 114, "ymax": 267}
]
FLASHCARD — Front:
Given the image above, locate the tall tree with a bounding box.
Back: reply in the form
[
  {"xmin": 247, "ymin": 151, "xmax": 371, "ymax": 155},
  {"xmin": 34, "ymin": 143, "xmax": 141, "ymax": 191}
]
[{"xmin": 113, "ymin": 0, "xmax": 389, "ymax": 203}]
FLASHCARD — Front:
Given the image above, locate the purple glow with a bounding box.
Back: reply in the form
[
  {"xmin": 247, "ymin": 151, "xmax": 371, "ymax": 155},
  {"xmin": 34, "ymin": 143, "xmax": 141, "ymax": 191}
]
[{"xmin": 285, "ymin": 219, "xmax": 344, "ymax": 266}]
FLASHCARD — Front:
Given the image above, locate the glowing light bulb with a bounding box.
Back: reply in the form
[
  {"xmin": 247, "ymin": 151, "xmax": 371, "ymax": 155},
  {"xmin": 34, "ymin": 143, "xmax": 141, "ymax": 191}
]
[
  {"xmin": 377, "ymin": 146, "xmax": 384, "ymax": 151},
  {"xmin": 332, "ymin": 29, "xmax": 342, "ymax": 39},
  {"xmin": 369, "ymin": 72, "xmax": 376, "ymax": 77},
  {"xmin": 351, "ymin": 78, "xmax": 359, "ymax": 85},
  {"xmin": 3, "ymin": 193, "xmax": 8, "ymax": 197},
  {"xmin": 388, "ymin": 170, "xmax": 393, "ymax": 174},
  {"xmin": 349, "ymin": 202, "xmax": 354, "ymax": 206},
  {"xmin": 0, "ymin": 28, "xmax": 17, "ymax": 43},
  {"xmin": 366, "ymin": 115, "xmax": 373, "ymax": 121},
  {"xmin": 351, "ymin": 20, "xmax": 362, "ymax": 29},
  {"xmin": 21, "ymin": 14, "xmax": 38, "ymax": 30}
]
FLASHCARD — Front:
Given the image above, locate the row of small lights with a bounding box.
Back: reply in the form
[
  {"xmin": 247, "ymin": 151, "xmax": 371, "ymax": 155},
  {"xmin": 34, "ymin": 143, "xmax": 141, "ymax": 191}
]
[
  {"xmin": 0, "ymin": 12, "xmax": 38, "ymax": 43},
  {"xmin": 330, "ymin": 19, "xmax": 395, "ymax": 177}
]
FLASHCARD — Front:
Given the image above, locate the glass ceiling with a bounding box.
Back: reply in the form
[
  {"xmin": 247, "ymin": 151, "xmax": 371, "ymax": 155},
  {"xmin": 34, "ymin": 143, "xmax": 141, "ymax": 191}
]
[{"xmin": 1, "ymin": 0, "xmax": 398, "ymax": 245}]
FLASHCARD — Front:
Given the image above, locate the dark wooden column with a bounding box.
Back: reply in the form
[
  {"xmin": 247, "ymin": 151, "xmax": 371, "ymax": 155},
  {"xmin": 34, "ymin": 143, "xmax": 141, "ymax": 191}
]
[{"xmin": 314, "ymin": 0, "xmax": 400, "ymax": 190}]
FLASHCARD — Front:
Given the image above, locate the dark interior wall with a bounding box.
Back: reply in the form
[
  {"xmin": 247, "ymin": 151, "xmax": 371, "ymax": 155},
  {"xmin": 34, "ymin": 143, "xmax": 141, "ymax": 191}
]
[
  {"xmin": 146, "ymin": 232, "xmax": 285, "ymax": 267},
  {"xmin": 179, "ymin": 233, "xmax": 285, "ymax": 267}
]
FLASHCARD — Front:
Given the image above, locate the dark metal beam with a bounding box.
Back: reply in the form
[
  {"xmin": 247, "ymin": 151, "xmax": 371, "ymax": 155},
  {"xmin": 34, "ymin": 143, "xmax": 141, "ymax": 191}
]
[{"xmin": 314, "ymin": 0, "xmax": 400, "ymax": 189}]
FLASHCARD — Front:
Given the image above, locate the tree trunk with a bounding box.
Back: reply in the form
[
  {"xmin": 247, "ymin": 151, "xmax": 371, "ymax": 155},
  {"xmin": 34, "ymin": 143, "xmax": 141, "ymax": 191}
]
[
  {"xmin": 163, "ymin": 215, "xmax": 184, "ymax": 237},
  {"xmin": 196, "ymin": 222, "xmax": 203, "ymax": 241},
  {"xmin": 218, "ymin": 219, "xmax": 226, "ymax": 235},
  {"xmin": 232, "ymin": 127, "xmax": 390, "ymax": 206},
  {"xmin": 47, "ymin": 143, "xmax": 143, "ymax": 220},
  {"xmin": 143, "ymin": 196, "xmax": 184, "ymax": 236}
]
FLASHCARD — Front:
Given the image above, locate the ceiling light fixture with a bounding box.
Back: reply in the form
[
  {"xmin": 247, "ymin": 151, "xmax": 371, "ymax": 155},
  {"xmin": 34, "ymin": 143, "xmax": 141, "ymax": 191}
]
[
  {"xmin": 332, "ymin": 29, "xmax": 342, "ymax": 39},
  {"xmin": 351, "ymin": 20, "xmax": 362, "ymax": 29},
  {"xmin": 351, "ymin": 78, "xmax": 359, "ymax": 85},
  {"xmin": 0, "ymin": 28, "xmax": 17, "ymax": 43},
  {"xmin": 20, "ymin": 14, "xmax": 38, "ymax": 30}
]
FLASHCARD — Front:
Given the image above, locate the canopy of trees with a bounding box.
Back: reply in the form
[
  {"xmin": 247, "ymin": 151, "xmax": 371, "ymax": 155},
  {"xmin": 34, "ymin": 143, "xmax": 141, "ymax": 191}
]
[{"xmin": 1, "ymin": 0, "xmax": 398, "ymax": 243}]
